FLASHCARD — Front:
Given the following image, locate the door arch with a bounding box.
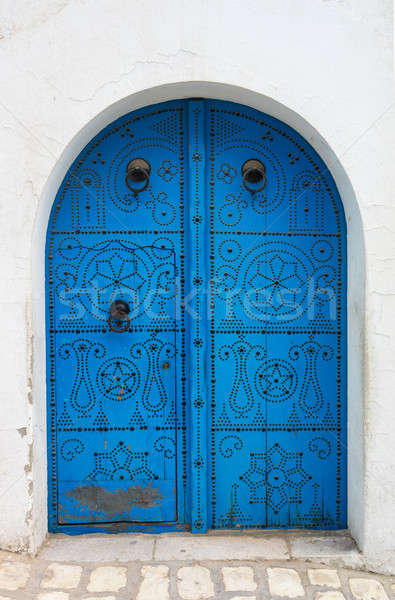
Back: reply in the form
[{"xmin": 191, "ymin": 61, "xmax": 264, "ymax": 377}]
[{"xmin": 46, "ymin": 98, "xmax": 346, "ymax": 533}]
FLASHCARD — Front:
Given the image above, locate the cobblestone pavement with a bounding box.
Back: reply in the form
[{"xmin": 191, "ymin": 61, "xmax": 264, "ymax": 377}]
[{"xmin": 0, "ymin": 556, "xmax": 394, "ymax": 600}]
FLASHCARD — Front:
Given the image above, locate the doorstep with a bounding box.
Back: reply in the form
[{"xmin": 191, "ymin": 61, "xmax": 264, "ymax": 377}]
[{"xmin": 38, "ymin": 530, "xmax": 363, "ymax": 569}]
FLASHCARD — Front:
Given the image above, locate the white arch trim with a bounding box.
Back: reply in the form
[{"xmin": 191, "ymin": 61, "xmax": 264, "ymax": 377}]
[{"xmin": 31, "ymin": 81, "xmax": 365, "ymax": 553}]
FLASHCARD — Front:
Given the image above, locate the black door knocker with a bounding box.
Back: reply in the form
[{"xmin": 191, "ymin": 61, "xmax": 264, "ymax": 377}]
[
  {"xmin": 108, "ymin": 300, "xmax": 131, "ymax": 333},
  {"xmin": 125, "ymin": 158, "xmax": 151, "ymax": 193},
  {"xmin": 241, "ymin": 158, "xmax": 266, "ymax": 193}
]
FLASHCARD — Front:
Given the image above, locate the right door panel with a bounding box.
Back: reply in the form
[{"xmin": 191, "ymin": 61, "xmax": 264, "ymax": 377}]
[{"xmin": 207, "ymin": 99, "xmax": 346, "ymax": 530}]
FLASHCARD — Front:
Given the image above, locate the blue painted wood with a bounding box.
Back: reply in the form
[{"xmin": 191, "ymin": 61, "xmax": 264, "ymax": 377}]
[
  {"xmin": 206, "ymin": 99, "xmax": 346, "ymax": 530},
  {"xmin": 47, "ymin": 101, "xmax": 186, "ymax": 530},
  {"xmin": 188, "ymin": 101, "xmax": 209, "ymax": 533},
  {"xmin": 46, "ymin": 99, "xmax": 346, "ymax": 533}
]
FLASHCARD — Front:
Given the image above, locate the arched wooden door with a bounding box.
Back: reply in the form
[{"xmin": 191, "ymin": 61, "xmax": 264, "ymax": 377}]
[{"xmin": 47, "ymin": 99, "xmax": 346, "ymax": 533}]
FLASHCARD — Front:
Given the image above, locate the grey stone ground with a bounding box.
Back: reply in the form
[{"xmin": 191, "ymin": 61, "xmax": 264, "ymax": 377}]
[{"xmin": 0, "ymin": 534, "xmax": 394, "ymax": 600}]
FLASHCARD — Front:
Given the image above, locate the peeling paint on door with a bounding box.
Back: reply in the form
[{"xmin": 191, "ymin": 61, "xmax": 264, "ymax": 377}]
[{"xmin": 66, "ymin": 482, "xmax": 163, "ymax": 515}]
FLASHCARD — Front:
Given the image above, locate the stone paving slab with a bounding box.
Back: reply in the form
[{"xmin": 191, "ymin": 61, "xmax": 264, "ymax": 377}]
[
  {"xmin": 154, "ymin": 534, "xmax": 289, "ymax": 561},
  {"xmin": 290, "ymin": 536, "xmax": 358, "ymax": 558},
  {"xmin": 0, "ymin": 558, "xmax": 393, "ymax": 600},
  {"xmin": 289, "ymin": 535, "xmax": 364, "ymax": 570},
  {"xmin": 0, "ymin": 533, "xmax": 392, "ymax": 599},
  {"xmin": 39, "ymin": 535, "xmax": 155, "ymax": 563},
  {"xmin": 40, "ymin": 532, "xmax": 361, "ymax": 566}
]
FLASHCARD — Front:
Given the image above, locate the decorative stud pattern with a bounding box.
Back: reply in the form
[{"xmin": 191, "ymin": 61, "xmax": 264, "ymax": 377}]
[
  {"xmin": 208, "ymin": 101, "xmax": 346, "ymax": 530},
  {"xmin": 47, "ymin": 103, "xmax": 185, "ymax": 529},
  {"xmin": 46, "ymin": 99, "xmax": 346, "ymax": 533}
]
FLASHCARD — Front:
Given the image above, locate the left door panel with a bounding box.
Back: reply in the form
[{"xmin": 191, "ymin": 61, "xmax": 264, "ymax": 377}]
[
  {"xmin": 53, "ymin": 242, "xmax": 178, "ymax": 524},
  {"xmin": 47, "ymin": 101, "xmax": 186, "ymax": 528}
]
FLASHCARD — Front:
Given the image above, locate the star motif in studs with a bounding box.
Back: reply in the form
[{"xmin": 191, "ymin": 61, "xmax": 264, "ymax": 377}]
[
  {"xmin": 240, "ymin": 443, "xmax": 310, "ymax": 512},
  {"xmin": 99, "ymin": 361, "xmax": 137, "ymax": 400},
  {"xmin": 259, "ymin": 363, "xmax": 294, "ymax": 399},
  {"xmin": 90, "ymin": 441, "xmax": 157, "ymax": 481},
  {"xmin": 87, "ymin": 252, "xmax": 146, "ymax": 302},
  {"xmin": 249, "ymin": 255, "xmax": 304, "ymax": 310}
]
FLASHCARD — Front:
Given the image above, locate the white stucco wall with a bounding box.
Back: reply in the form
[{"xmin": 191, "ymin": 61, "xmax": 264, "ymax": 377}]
[{"xmin": 0, "ymin": 0, "xmax": 394, "ymax": 573}]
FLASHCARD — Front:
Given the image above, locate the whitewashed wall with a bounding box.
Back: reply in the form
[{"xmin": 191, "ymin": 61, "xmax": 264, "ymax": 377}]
[{"xmin": 0, "ymin": 0, "xmax": 394, "ymax": 574}]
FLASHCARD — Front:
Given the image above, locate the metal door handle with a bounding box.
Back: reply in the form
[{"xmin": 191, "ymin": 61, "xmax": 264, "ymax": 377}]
[
  {"xmin": 242, "ymin": 158, "xmax": 266, "ymax": 193},
  {"xmin": 125, "ymin": 158, "xmax": 151, "ymax": 193},
  {"xmin": 108, "ymin": 300, "xmax": 131, "ymax": 333}
]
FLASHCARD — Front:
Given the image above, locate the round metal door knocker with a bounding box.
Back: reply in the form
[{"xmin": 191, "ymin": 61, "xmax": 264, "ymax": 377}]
[
  {"xmin": 241, "ymin": 158, "xmax": 266, "ymax": 193},
  {"xmin": 108, "ymin": 300, "xmax": 131, "ymax": 333},
  {"xmin": 125, "ymin": 158, "xmax": 151, "ymax": 193}
]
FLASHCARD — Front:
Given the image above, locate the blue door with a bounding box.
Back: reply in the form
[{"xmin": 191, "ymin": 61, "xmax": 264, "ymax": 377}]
[{"xmin": 47, "ymin": 99, "xmax": 346, "ymax": 533}]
